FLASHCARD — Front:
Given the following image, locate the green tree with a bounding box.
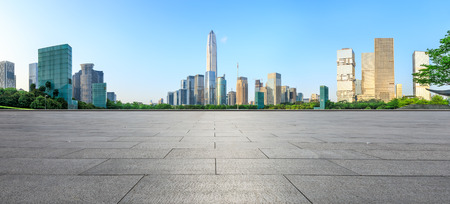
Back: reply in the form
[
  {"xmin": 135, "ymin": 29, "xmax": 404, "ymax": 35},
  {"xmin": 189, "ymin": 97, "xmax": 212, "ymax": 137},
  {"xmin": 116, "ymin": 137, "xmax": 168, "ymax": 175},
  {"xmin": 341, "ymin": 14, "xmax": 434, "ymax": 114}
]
[
  {"xmin": 53, "ymin": 89, "xmax": 59, "ymax": 98},
  {"xmin": 18, "ymin": 92, "xmax": 35, "ymax": 108},
  {"xmin": 30, "ymin": 83, "xmax": 36, "ymax": 91},
  {"xmin": 413, "ymin": 30, "xmax": 450, "ymax": 86},
  {"xmin": 30, "ymin": 96, "xmax": 62, "ymax": 109},
  {"xmin": 38, "ymin": 86, "xmax": 46, "ymax": 92},
  {"xmin": 45, "ymin": 81, "xmax": 52, "ymax": 90}
]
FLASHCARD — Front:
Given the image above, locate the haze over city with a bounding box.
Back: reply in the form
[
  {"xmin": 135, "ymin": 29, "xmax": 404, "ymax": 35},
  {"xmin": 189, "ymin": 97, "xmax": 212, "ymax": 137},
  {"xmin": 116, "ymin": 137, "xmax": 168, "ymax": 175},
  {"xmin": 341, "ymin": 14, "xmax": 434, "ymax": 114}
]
[{"xmin": 1, "ymin": 0, "xmax": 449, "ymax": 103}]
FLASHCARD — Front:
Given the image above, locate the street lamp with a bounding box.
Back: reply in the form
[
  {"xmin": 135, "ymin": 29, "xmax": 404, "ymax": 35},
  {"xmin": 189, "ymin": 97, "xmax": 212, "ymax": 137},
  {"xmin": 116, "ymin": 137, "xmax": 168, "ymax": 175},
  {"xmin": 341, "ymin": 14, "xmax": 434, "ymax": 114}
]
[{"xmin": 45, "ymin": 95, "xmax": 48, "ymax": 110}]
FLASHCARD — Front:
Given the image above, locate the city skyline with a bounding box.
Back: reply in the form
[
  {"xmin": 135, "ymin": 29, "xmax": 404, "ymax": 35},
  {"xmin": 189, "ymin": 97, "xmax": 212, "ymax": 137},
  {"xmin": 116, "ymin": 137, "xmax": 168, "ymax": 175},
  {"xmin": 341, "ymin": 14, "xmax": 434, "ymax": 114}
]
[{"xmin": 1, "ymin": 0, "xmax": 450, "ymax": 103}]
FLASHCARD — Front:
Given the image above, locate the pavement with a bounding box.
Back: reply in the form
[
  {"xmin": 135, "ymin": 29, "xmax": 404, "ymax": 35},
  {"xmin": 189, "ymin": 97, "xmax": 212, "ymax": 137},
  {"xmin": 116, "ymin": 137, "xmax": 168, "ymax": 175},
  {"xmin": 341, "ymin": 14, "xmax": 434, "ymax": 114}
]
[{"xmin": 0, "ymin": 111, "xmax": 449, "ymax": 203}]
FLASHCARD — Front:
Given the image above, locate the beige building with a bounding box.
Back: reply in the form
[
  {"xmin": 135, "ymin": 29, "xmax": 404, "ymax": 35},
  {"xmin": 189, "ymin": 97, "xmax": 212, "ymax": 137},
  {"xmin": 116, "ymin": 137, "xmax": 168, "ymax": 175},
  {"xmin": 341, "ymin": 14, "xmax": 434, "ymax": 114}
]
[
  {"xmin": 310, "ymin": 94, "xmax": 319, "ymax": 102},
  {"xmin": 236, "ymin": 77, "xmax": 248, "ymax": 105},
  {"xmin": 360, "ymin": 52, "xmax": 375, "ymax": 101},
  {"xmin": 289, "ymin": 88, "xmax": 297, "ymax": 103},
  {"xmin": 375, "ymin": 38, "xmax": 395, "ymax": 102},
  {"xmin": 227, "ymin": 91, "xmax": 236, "ymax": 105},
  {"xmin": 395, "ymin": 84, "xmax": 402, "ymax": 98},
  {"xmin": 267, "ymin": 73, "xmax": 281, "ymax": 105},
  {"xmin": 336, "ymin": 48, "xmax": 355, "ymax": 102},
  {"xmin": 413, "ymin": 51, "xmax": 431, "ymax": 100}
]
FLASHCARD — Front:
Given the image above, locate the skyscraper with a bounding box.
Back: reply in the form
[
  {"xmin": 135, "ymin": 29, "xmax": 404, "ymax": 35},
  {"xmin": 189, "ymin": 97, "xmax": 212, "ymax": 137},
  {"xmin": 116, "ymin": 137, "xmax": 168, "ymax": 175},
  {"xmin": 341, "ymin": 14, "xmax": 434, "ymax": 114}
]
[
  {"xmin": 281, "ymin": 85, "xmax": 290, "ymax": 104},
  {"xmin": 317, "ymin": 85, "xmax": 329, "ymax": 109},
  {"xmin": 396, "ymin": 84, "xmax": 402, "ymax": 99},
  {"xmin": 355, "ymin": 79, "xmax": 362, "ymax": 96},
  {"xmin": 255, "ymin": 80, "xmax": 263, "ymax": 92},
  {"xmin": 361, "ymin": 52, "xmax": 375, "ymax": 100},
  {"xmin": 289, "ymin": 88, "xmax": 297, "ymax": 103},
  {"xmin": 92, "ymin": 83, "xmax": 107, "ymax": 108},
  {"xmin": 186, "ymin": 76, "xmax": 195, "ymax": 105},
  {"xmin": 167, "ymin": 92, "xmax": 174, "ymax": 105},
  {"xmin": 255, "ymin": 92, "xmax": 264, "ymax": 109},
  {"xmin": 107, "ymin": 92, "xmax": 117, "ymax": 102},
  {"xmin": 204, "ymin": 71, "xmax": 216, "ymax": 104},
  {"xmin": 205, "ymin": 30, "xmax": 217, "ymax": 104},
  {"xmin": 29, "ymin": 63, "xmax": 38, "ymax": 88},
  {"xmin": 236, "ymin": 77, "xmax": 248, "ymax": 105},
  {"xmin": 194, "ymin": 74, "xmax": 204, "ymax": 105},
  {"xmin": 72, "ymin": 64, "xmax": 104, "ymax": 103},
  {"xmin": 375, "ymin": 38, "xmax": 395, "ymax": 102},
  {"xmin": 267, "ymin": 73, "xmax": 281, "ymax": 105},
  {"xmin": 206, "ymin": 30, "xmax": 217, "ymax": 78},
  {"xmin": 336, "ymin": 48, "xmax": 355, "ymax": 102},
  {"xmin": 0, "ymin": 61, "xmax": 16, "ymax": 89},
  {"xmin": 413, "ymin": 51, "xmax": 431, "ymax": 100},
  {"xmin": 297, "ymin": 93, "xmax": 303, "ymax": 102},
  {"xmin": 38, "ymin": 44, "xmax": 76, "ymax": 109},
  {"xmin": 227, "ymin": 91, "xmax": 236, "ymax": 106},
  {"xmin": 216, "ymin": 75, "xmax": 227, "ymax": 105}
]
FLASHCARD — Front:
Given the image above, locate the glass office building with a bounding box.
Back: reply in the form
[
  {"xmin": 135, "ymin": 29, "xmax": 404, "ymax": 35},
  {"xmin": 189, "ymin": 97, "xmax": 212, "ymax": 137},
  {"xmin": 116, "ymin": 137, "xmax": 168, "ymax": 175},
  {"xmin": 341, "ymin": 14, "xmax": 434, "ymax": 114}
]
[
  {"xmin": 194, "ymin": 74, "xmax": 204, "ymax": 105},
  {"xmin": 186, "ymin": 76, "xmax": 195, "ymax": 105},
  {"xmin": 319, "ymin": 85, "xmax": 329, "ymax": 109},
  {"xmin": 267, "ymin": 73, "xmax": 281, "ymax": 105},
  {"xmin": 38, "ymin": 44, "xmax": 76, "ymax": 109},
  {"xmin": 29, "ymin": 63, "xmax": 38, "ymax": 88},
  {"xmin": 0, "ymin": 61, "xmax": 16, "ymax": 89},
  {"xmin": 216, "ymin": 75, "xmax": 226, "ymax": 105},
  {"xmin": 107, "ymin": 92, "xmax": 117, "ymax": 102},
  {"xmin": 92, "ymin": 83, "xmax": 107, "ymax": 108},
  {"xmin": 255, "ymin": 92, "xmax": 264, "ymax": 109}
]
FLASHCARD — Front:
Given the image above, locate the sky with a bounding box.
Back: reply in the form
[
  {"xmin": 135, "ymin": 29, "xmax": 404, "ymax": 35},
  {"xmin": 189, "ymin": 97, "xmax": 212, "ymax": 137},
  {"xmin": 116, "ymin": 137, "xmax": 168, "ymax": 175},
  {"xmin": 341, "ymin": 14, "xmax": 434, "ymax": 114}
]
[{"xmin": 0, "ymin": 0, "xmax": 449, "ymax": 103}]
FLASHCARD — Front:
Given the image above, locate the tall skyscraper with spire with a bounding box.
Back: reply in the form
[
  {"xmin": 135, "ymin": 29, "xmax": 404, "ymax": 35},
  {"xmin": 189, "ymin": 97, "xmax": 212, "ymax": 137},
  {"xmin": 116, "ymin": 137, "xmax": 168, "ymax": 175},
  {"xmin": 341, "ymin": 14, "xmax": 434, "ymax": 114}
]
[
  {"xmin": 205, "ymin": 30, "xmax": 217, "ymax": 104},
  {"xmin": 206, "ymin": 30, "xmax": 217, "ymax": 78}
]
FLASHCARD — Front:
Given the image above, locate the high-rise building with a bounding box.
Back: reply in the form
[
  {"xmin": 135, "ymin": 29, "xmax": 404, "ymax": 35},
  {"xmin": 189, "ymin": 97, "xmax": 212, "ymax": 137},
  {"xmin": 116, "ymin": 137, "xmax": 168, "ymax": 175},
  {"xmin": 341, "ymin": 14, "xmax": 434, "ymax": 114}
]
[
  {"xmin": 267, "ymin": 73, "xmax": 281, "ymax": 105},
  {"xmin": 92, "ymin": 83, "xmax": 107, "ymax": 108},
  {"xmin": 167, "ymin": 92, "xmax": 174, "ymax": 105},
  {"xmin": 38, "ymin": 44, "xmax": 76, "ymax": 109},
  {"xmin": 255, "ymin": 80, "xmax": 263, "ymax": 92},
  {"xmin": 413, "ymin": 51, "xmax": 431, "ymax": 100},
  {"xmin": 319, "ymin": 85, "xmax": 329, "ymax": 109},
  {"xmin": 337, "ymin": 48, "xmax": 356, "ymax": 102},
  {"xmin": 0, "ymin": 61, "xmax": 16, "ymax": 89},
  {"xmin": 361, "ymin": 52, "xmax": 375, "ymax": 100},
  {"xmin": 297, "ymin": 92, "xmax": 303, "ymax": 102},
  {"xmin": 227, "ymin": 91, "xmax": 236, "ymax": 106},
  {"xmin": 355, "ymin": 79, "xmax": 362, "ymax": 96},
  {"xmin": 29, "ymin": 63, "xmax": 38, "ymax": 89},
  {"xmin": 281, "ymin": 85, "xmax": 290, "ymax": 104},
  {"xmin": 255, "ymin": 92, "xmax": 264, "ymax": 109},
  {"xmin": 107, "ymin": 92, "xmax": 117, "ymax": 102},
  {"xmin": 194, "ymin": 74, "xmax": 204, "ymax": 105},
  {"xmin": 375, "ymin": 38, "xmax": 395, "ymax": 102},
  {"xmin": 206, "ymin": 30, "xmax": 217, "ymax": 78},
  {"xmin": 158, "ymin": 98, "xmax": 163, "ymax": 104},
  {"xmin": 310, "ymin": 94, "xmax": 319, "ymax": 102},
  {"xmin": 173, "ymin": 90, "xmax": 179, "ymax": 105},
  {"xmin": 181, "ymin": 79, "xmax": 187, "ymax": 89},
  {"xmin": 216, "ymin": 75, "xmax": 227, "ymax": 105},
  {"xmin": 186, "ymin": 76, "xmax": 195, "ymax": 105},
  {"xmin": 179, "ymin": 89, "xmax": 187, "ymax": 105},
  {"xmin": 204, "ymin": 71, "xmax": 216, "ymax": 104},
  {"xmin": 236, "ymin": 77, "xmax": 248, "ymax": 105},
  {"xmin": 74, "ymin": 63, "xmax": 104, "ymax": 103},
  {"xmin": 396, "ymin": 84, "xmax": 402, "ymax": 98},
  {"xmin": 289, "ymin": 88, "xmax": 297, "ymax": 103}
]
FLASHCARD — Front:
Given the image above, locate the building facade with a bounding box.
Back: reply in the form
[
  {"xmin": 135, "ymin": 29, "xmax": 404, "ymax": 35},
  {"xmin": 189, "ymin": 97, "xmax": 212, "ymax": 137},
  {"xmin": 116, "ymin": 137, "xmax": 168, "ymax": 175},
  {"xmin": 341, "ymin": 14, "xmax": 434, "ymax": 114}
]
[
  {"xmin": 227, "ymin": 91, "xmax": 236, "ymax": 106},
  {"xmin": 167, "ymin": 92, "xmax": 174, "ymax": 105},
  {"xmin": 29, "ymin": 63, "xmax": 38, "ymax": 89},
  {"xmin": 38, "ymin": 44, "xmax": 76, "ymax": 109},
  {"xmin": 310, "ymin": 94, "xmax": 319, "ymax": 102},
  {"xmin": 319, "ymin": 85, "xmax": 329, "ymax": 109},
  {"xmin": 206, "ymin": 30, "xmax": 217, "ymax": 78},
  {"xmin": 255, "ymin": 80, "xmax": 263, "ymax": 92},
  {"xmin": 77, "ymin": 63, "xmax": 104, "ymax": 103},
  {"xmin": 267, "ymin": 73, "xmax": 281, "ymax": 105},
  {"xmin": 396, "ymin": 84, "xmax": 402, "ymax": 98},
  {"xmin": 194, "ymin": 74, "xmax": 204, "ymax": 105},
  {"xmin": 255, "ymin": 92, "xmax": 264, "ymax": 109},
  {"xmin": 361, "ymin": 52, "xmax": 375, "ymax": 100},
  {"xmin": 204, "ymin": 71, "xmax": 216, "ymax": 105},
  {"xmin": 0, "ymin": 61, "xmax": 16, "ymax": 89},
  {"xmin": 289, "ymin": 88, "xmax": 297, "ymax": 103},
  {"xmin": 281, "ymin": 85, "xmax": 290, "ymax": 104},
  {"xmin": 92, "ymin": 83, "xmax": 107, "ymax": 108},
  {"xmin": 355, "ymin": 79, "xmax": 362, "ymax": 96},
  {"xmin": 336, "ymin": 48, "xmax": 355, "ymax": 102},
  {"xmin": 413, "ymin": 51, "xmax": 431, "ymax": 100},
  {"xmin": 297, "ymin": 92, "xmax": 303, "ymax": 102},
  {"xmin": 186, "ymin": 76, "xmax": 195, "ymax": 105},
  {"xmin": 216, "ymin": 75, "xmax": 227, "ymax": 105},
  {"xmin": 375, "ymin": 38, "xmax": 395, "ymax": 102},
  {"xmin": 107, "ymin": 92, "xmax": 117, "ymax": 102},
  {"xmin": 236, "ymin": 77, "xmax": 248, "ymax": 105}
]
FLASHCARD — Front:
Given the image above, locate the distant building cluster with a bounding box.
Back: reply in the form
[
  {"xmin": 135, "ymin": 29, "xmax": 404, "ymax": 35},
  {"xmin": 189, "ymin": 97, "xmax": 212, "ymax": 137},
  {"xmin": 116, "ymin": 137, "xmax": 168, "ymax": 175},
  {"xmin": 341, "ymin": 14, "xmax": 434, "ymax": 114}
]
[{"xmin": 337, "ymin": 39, "xmax": 431, "ymax": 102}]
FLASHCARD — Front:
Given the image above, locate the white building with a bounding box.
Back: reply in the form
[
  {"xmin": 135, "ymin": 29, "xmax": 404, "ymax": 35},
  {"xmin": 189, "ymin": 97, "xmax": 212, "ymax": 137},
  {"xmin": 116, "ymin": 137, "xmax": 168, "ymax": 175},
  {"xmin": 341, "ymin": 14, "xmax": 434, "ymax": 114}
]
[
  {"xmin": 413, "ymin": 51, "xmax": 431, "ymax": 100},
  {"xmin": 29, "ymin": 63, "xmax": 38, "ymax": 88},
  {"xmin": 337, "ymin": 48, "xmax": 355, "ymax": 102},
  {"xmin": 0, "ymin": 61, "xmax": 16, "ymax": 89}
]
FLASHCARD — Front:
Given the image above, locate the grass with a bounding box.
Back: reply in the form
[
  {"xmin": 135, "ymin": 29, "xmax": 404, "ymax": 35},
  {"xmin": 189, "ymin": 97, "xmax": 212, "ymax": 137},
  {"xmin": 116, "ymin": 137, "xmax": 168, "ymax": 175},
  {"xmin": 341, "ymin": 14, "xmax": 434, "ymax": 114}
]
[{"xmin": 0, "ymin": 106, "xmax": 33, "ymax": 110}]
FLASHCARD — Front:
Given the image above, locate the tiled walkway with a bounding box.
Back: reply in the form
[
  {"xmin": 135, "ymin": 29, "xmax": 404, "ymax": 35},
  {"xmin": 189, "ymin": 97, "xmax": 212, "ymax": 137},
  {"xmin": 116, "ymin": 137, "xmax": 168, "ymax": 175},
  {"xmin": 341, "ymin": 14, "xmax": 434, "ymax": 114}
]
[{"xmin": 0, "ymin": 111, "xmax": 449, "ymax": 203}]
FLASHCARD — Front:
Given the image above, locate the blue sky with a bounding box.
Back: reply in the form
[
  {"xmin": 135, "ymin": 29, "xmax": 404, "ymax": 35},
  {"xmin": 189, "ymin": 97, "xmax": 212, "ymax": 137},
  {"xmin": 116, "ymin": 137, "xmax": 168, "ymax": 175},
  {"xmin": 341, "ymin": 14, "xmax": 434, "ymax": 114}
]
[{"xmin": 0, "ymin": 0, "xmax": 449, "ymax": 103}]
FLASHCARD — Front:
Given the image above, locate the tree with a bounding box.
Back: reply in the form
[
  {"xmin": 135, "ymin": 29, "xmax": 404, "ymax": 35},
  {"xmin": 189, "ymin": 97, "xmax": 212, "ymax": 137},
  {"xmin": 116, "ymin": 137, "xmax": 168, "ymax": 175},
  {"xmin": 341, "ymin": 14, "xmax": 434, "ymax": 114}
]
[
  {"xmin": 413, "ymin": 30, "xmax": 450, "ymax": 86},
  {"xmin": 45, "ymin": 81, "xmax": 52, "ymax": 90},
  {"xmin": 38, "ymin": 86, "xmax": 46, "ymax": 92},
  {"xmin": 30, "ymin": 83, "xmax": 36, "ymax": 91},
  {"xmin": 53, "ymin": 89, "xmax": 59, "ymax": 98},
  {"xmin": 18, "ymin": 92, "xmax": 35, "ymax": 108}
]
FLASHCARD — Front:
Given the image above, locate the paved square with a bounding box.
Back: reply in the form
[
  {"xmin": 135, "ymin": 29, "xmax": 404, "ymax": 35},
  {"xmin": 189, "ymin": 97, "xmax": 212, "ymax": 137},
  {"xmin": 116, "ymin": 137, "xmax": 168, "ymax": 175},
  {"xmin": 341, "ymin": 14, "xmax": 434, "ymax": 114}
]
[{"xmin": 0, "ymin": 111, "xmax": 449, "ymax": 203}]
